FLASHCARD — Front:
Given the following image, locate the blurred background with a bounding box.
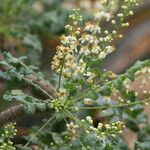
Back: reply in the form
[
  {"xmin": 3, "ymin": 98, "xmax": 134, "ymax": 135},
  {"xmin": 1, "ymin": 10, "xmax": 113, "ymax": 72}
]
[{"xmin": 0, "ymin": 0, "xmax": 150, "ymax": 149}]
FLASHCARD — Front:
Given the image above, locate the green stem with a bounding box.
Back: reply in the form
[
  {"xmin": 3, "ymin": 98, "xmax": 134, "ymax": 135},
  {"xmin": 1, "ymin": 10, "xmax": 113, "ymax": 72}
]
[
  {"xmin": 23, "ymin": 113, "xmax": 57, "ymax": 148},
  {"xmin": 77, "ymin": 97, "xmax": 150, "ymax": 110},
  {"xmin": 71, "ymin": 1, "xmax": 137, "ymax": 103},
  {"xmin": 78, "ymin": 138, "xmax": 87, "ymax": 150},
  {"xmin": 72, "ymin": 63, "xmax": 150, "ymax": 103},
  {"xmin": 63, "ymin": 112, "xmax": 87, "ymax": 150},
  {"xmin": 58, "ymin": 56, "xmax": 66, "ymax": 92},
  {"xmin": 58, "ymin": 65, "xmax": 63, "ymax": 92}
]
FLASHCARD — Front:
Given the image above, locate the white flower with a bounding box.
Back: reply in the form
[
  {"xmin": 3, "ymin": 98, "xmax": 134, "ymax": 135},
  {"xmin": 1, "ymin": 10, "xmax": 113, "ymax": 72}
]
[
  {"xmin": 95, "ymin": 12, "xmax": 104, "ymax": 20},
  {"xmin": 105, "ymin": 13, "xmax": 111, "ymax": 21},
  {"xmin": 84, "ymin": 71, "xmax": 96, "ymax": 83},
  {"xmin": 95, "ymin": 11, "xmax": 111, "ymax": 22},
  {"xmin": 85, "ymin": 34, "xmax": 94, "ymax": 43},
  {"xmin": 99, "ymin": 51, "xmax": 107, "ymax": 59},
  {"xmin": 94, "ymin": 26, "xmax": 101, "ymax": 34},
  {"xmin": 84, "ymin": 24, "xmax": 94, "ymax": 32},
  {"xmin": 98, "ymin": 123, "xmax": 103, "ymax": 129},
  {"xmin": 91, "ymin": 45, "xmax": 101, "ymax": 54},
  {"xmin": 84, "ymin": 98, "xmax": 94, "ymax": 106},
  {"xmin": 75, "ymin": 66, "xmax": 85, "ymax": 75},
  {"xmin": 80, "ymin": 46, "xmax": 90, "ymax": 55},
  {"xmin": 86, "ymin": 116, "xmax": 93, "ymax": 124},
  {"xmin": 84, "ymin": 24, "xmax": 101, "ymax": 34},
  {"xmin": 61, "ymin": 35, "xmax": 77, "ymax": 50},
  {"xmin": 58, "ymin": 88, "xmax": 67, "ymax": 97},
  {"xmin": 106, "ymin": 46, "xmax": 115, "ymax": 53},
  {"xmin": 66, "ymin": 122, "xmax": 78, "ymax": 134},
  {"xmin": 62, "ymin": 69, "xmax": 71, "ymax": 78}
]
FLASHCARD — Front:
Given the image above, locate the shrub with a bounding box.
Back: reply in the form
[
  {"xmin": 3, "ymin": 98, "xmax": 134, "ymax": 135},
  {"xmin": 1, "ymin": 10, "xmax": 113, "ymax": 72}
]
[{"xmin": 0, "ymin": 0, "xmax": 150, "ymax": 149}]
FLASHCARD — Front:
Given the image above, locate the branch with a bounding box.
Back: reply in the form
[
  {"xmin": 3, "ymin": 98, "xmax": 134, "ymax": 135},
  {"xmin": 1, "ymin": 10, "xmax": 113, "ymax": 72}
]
[
  {"xmin": 0, "ymin": 67, "xmax": 58, "ymax": 99},
  {"xmin": 0, "ymin": 61, "xmax": 149, "ymax": 126},
  {"xmin": 25, "ymin": 74, "xmax": 57, "ymax": 99},
  {"xmin": 0, "ymin": 104, "xmax": 23, "ymax": 126},
  {"xmin": 78, "ymin": 97, "xmax": 150, "ymax": 110},
  {"xmin": 0, "ymin": 52, "xmax": 58, "ymax": 99}
]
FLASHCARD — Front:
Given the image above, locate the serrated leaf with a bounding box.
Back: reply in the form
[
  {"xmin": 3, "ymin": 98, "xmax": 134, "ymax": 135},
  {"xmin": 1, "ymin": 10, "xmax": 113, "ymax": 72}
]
[
  {"xmin": 127, "ymin": 90, "xmax": 136, "ymax": 102},
  {"xmin": 113, "ymin": 79, "xmax": 122, "ymax": 90},
  {"xmin": 0, "ymin": 71, "xmax": 11, "ymax": 80},
  {"xmin": 36, "ymin": 103, "xmax": 46, "ymax": 112},
  {"xmin": 24, "ymin": 103, "xmax": 36, "ymax": 115},
  {"xmin": 100, "ymin": 86, "xmax": 111, "ymax": 96},
  {"xmin": 125, "ymin": 72, "xmax": 135, "ymax": 81},
  {"xmin": 125, "ymin": 119, "xmax": 139, "ymax": 132},
  {"xmin": 23, "ymin": 34, "xmax": 42, "ymax": 52},
  {"xmin": 51, "ymin": 132, "xmax": 62, "ymax": 144}
]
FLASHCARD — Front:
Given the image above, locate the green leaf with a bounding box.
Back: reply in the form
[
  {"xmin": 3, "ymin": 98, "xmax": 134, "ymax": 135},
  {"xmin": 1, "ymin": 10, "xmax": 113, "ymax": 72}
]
[
  {"xmin": 3, "ymin": 52, "xmax": 20, "ymax": 65},
  {"xmin": 24, "ymin": 103, "xmax": 36, "ymax": 115},
  {"xmin": 125, "ymin": 72, "xmax": 135, "ymax": 81},
  {"xmin": 36, "ymin": 103, "xmax": 46, "ymax": 112},
  {"xmin": 125, "ymin": 119, "xmax": 139, "ymax": 132},
  {"xmin": 0, "ymin": 70, "xmax": 11, "ymax": 80},
  {"xmin": 91, "ymin": 68, "xmax": 101, "ymax": 77},
  {"xmin": 120, "ymin": 87, "xmax": 127, "ymax": 98},
  {"xmin": 127, "ymin": 90, "xmax": 136, "ymax": 102},
  {"xmin": 113, "ymin": 79, "xmax": 122, "ymax": 90},
  {"xmin": 16, "ymin": 144, "xmax": 32, "ymax": 150},
  {"xmin": 64, "ymin": 83, "xmax": 75, "ymax": 92},
  {"xmin": 23, "ymin": 34, "xmax": 42, "ymax": 52},
  {"xmin": 100, "ymin": 86, "xmax": 111, "ymax": 96},
  {"xmin": 136, "ymin": 141, "xmax": 150, "ymax": 150},
  {"xmin": 126, "ymin": 104, "xmax": 143, "ymax": 118},
  {"xmin": 51, "ymin": 132, "xmax": 63, "ymax": 144},
  {"xmin": 86, "ymin": 57, "xmax": 102, "ymax": 67}
]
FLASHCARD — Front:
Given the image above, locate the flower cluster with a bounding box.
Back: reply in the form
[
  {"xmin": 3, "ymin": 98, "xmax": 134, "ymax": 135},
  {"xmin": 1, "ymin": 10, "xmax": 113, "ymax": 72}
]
[
  {"xmin": 51, "ymin": 9, "xmax": 82, "ymax": 78},
  {"xmin": 50, "ymin": 98, "xmax": 68, "ymax": 112},
  {"xmin": 52, "ymin": 0, "xmax": 139, "ymax": 84},
  {"xmin": 79, "ymin": 0, "xmax": 118, "ymax": 58},
  {"xmin": 0, "ymin": 123, "xmax": 17, "ymax": 150},
  {"xmin": 96, "ymin": 121, "xmax": 125, "ymax": 138},
  {"xmin": 83, "ymin": 0, "xmax": 137, "ymax": 59},
  {"xmin": 79, "ymin": 0, "xmax": 119, "ymax": 15},
  {"xmin": 82, "ymin": 116, "xmax": 125, "ymax": 140}
]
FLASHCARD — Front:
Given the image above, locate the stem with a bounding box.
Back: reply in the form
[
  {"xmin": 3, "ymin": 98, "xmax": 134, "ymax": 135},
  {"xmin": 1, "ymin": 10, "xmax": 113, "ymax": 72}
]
[
  {"xmin": 20, "ymin": 62, "xmax": 57, "ymax": 99},
  {"xmin": 58, "ymin": 65, "xmax": 63, "ymax": 92},
  {"xmin": 20, "ymin": 61, "xmax": 57, "ymax": 97},
  {"xmin": 23, "ymin": 113, "xmax": 57, "ymax": 148},
  {"xmin": 23, "ymin": 77, "xmax": 53, "ymax": 99},
  {"xmin": 58, "ymin": 56, "xmax": 66, "ymax": 92},
  {"xmin": 77, "ymin": 97, "xmax": 150, "ymax": 110},
  {"xmin": 78, "ymin": 138, "xmax": 87, "ymax": 150},
  {"xmin": 64, "ymin": 110, "xmax": 90, "ymax": 131},
  {"xmin": 72, "ymin": 66, "xmax": 150, "ymax": 103},
  {"xmin": 63, "ymin": 112, "xmax": 87, "ymax": 150}
]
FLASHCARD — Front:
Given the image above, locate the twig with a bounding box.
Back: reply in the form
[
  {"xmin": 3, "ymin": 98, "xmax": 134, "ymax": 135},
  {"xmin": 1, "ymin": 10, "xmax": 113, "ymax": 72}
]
[
  {"xmin": 77, "ymin": 97, "xmax": 150, "ymax": 110},
  {"xmin": 23, "ymin": 113, "xmax": 57, "ymax": 148},
  {"xmin": 25, "ymin": 74, "xmax": 57, "ymax": 99}
]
